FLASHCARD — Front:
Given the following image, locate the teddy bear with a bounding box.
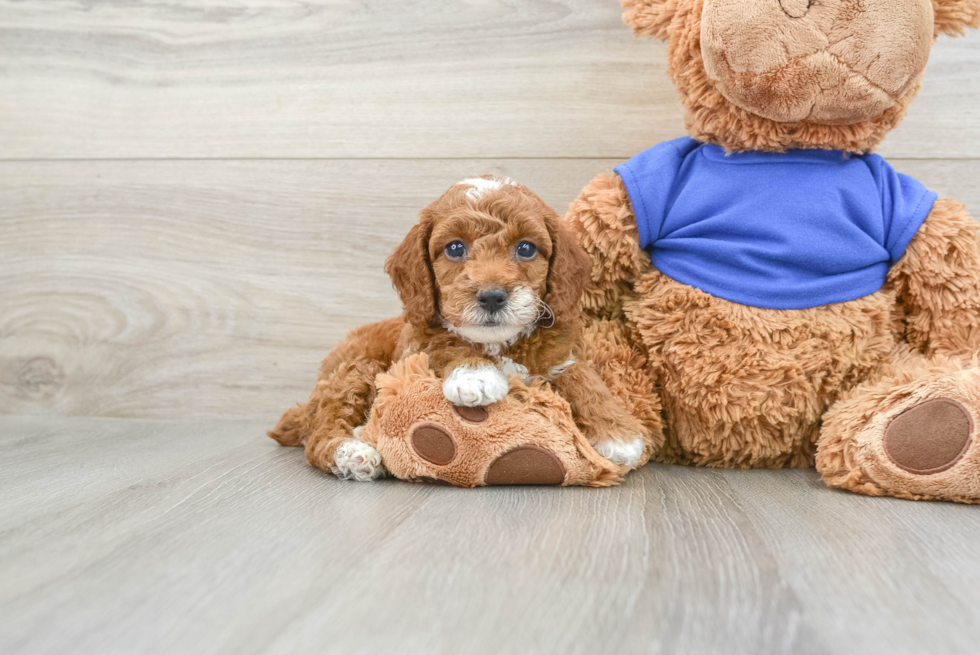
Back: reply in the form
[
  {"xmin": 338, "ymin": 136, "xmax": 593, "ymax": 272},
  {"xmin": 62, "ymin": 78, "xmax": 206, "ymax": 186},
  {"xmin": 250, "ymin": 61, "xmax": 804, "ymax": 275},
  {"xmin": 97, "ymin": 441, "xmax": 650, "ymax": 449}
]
[
  {"xmin": 557, "ymin": 0, "xmax": 980, "ymax": 502},
  {"xmin": 274, "ymin": 0, "xmax": 980, "ymax": 499}
]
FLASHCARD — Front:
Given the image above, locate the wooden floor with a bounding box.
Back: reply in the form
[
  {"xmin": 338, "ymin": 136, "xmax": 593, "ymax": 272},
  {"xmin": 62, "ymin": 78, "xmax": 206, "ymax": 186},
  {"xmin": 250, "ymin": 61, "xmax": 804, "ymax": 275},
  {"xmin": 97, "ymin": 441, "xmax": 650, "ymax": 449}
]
[{"xmin": 3, "ymin": 415, "xmax": 980, "ymax": 655}]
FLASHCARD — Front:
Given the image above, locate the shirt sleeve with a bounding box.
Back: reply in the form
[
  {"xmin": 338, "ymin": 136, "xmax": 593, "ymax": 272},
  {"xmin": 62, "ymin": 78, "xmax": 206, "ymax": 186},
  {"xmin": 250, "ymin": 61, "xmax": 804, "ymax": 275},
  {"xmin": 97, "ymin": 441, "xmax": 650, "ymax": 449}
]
[
  {"xmin": 866, "ymin": 154, "xmax": 939, "ymax": 264},
  {"xmin": 614, "ymin": 137, "xmax": 699, "ymax": 250}
]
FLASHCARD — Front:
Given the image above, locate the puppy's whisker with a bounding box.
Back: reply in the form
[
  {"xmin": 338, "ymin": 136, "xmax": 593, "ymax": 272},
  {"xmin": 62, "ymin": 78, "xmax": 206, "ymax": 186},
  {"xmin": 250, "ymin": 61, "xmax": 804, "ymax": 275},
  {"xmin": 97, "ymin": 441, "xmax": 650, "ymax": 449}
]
[{"xmin": 536, "ymin": 299, "xmax": 556, "ymax": 329}]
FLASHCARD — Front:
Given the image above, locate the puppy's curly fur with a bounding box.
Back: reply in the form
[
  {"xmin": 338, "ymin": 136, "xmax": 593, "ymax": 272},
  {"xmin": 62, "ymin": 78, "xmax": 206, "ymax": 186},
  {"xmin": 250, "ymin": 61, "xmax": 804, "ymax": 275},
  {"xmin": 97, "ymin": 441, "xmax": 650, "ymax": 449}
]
[{"xmin": 269, "ymin": 176, "xmax": 647, "ymax": 479}]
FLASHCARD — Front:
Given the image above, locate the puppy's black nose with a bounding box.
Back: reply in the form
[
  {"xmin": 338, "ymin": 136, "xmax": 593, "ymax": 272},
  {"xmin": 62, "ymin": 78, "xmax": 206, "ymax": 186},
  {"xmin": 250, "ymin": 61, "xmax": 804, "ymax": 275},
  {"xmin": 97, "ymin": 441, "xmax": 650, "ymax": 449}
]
[{"xmin": 477, "ymin": 288, "xmax": 508, "ymax": 314}]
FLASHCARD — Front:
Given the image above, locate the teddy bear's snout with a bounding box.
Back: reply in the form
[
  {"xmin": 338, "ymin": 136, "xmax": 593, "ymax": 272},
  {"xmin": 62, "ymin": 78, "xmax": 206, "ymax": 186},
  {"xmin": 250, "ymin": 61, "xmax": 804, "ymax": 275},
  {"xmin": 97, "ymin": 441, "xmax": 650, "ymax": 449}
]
[
  {"xmin": 700, "ymin": 0, "xmax": 934, "ymax": 125},
  {"xmin": 779, "ymin": 0, "xmax": 811, "ymax": 19}
]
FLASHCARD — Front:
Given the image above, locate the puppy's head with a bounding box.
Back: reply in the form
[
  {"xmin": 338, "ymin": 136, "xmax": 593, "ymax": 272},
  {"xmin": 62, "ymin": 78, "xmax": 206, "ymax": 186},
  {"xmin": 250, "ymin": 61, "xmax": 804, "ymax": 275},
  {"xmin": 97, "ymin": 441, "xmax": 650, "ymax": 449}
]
[{"xmin": 385, "ymin": 176, "xmax": 592, "ymax": 344}]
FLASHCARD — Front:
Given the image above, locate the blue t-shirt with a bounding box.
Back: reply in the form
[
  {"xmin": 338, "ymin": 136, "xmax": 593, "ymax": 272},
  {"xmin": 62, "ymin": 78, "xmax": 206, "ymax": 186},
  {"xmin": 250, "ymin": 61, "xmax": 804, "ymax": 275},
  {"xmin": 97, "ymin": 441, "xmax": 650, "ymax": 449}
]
[{"xmin": 614, "ymin": 137, "xmax": 938, "ymax": 309}]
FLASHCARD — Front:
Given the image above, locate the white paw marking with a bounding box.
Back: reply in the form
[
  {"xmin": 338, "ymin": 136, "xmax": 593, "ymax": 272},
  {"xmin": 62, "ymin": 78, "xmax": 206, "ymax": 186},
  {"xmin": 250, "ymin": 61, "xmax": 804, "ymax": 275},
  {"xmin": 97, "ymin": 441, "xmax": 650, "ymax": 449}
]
[
  {"xmin": 443, "ymin": 364, "xmax": 510, "ymax": 407},
  {"xmin": 593, "ymin": 435, "xmax": 644, "ymax": 467},
  {"xmin": 456, "ymin": 176, "xmax": 516, "ymax": 200},
  {"xmin": 332, "ymin": 438, "xmax": 385, "ymax": 482}
]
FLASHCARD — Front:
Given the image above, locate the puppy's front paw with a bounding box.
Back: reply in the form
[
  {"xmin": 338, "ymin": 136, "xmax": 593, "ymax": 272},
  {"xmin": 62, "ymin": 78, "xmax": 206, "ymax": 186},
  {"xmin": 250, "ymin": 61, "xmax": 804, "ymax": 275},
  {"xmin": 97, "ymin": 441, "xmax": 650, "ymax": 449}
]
[
  {"xmin": 332, "ymin": 438, "xmax": 386, "ymax": 481},
  {"xmin": 443, "ymin": 365, "xmax": 509, "ymax": 407},
  {"xmin": 593, "ymin": 435, "xmax": 644, "ymax": 468}
]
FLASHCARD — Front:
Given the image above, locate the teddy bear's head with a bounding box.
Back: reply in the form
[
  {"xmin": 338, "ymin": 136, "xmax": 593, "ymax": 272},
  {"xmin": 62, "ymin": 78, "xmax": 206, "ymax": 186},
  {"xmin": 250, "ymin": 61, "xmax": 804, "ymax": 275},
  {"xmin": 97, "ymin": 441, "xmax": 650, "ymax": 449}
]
[{"xmin": 623, "ymin": 0, "xmax": 980, "ymax": 152}]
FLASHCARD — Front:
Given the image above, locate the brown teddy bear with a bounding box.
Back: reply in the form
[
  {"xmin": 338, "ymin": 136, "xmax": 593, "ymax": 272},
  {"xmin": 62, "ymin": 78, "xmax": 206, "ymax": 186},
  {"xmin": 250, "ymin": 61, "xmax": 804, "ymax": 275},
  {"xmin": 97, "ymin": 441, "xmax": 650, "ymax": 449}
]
[{"xmin": 560, "ymin": 0, "xmax": 980, "ymax": 501}]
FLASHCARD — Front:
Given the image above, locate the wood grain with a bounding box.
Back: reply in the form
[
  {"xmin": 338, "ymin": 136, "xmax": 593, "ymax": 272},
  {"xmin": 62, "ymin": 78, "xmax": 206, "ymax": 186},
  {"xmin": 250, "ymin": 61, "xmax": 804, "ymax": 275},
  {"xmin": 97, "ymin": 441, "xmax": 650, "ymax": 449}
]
[
  {"xmin": 3, "ymin": 159, "xmax": 977, "ymax": 422},
  {"xmin": 2, "ymin": 415, "xmax": 979, "ymax": 655},
  {"xmin": 0, "ymin": 0, "xmax": 978, "ymax": 160}
]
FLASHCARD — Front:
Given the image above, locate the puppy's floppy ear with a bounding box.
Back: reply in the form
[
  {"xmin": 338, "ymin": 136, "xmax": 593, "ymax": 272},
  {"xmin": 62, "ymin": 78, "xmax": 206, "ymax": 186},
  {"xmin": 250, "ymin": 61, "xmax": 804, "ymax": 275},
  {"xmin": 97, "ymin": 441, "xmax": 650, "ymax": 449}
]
[
  {"xmin": 621, "ymin": 0, "xmax": 679, "ymax": 41},
  {"xmin": 385, "ymin": 214, "xmax": 437, "ymax": 327},
  {"xmin": 544, "ymin": 214, "xmax": 593, "ymax": 319},
  {"xmin": 933, "ymin": 0, "xmax": 980, "ymax": 37}
]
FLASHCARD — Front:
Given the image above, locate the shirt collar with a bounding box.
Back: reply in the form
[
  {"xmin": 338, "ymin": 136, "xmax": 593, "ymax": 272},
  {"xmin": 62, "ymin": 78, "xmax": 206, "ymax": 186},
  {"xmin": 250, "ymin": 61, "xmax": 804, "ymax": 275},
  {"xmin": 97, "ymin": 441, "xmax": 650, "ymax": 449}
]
[{"xmin": 700, "ymin": 143, "xmax": 852, "ymax": 165}]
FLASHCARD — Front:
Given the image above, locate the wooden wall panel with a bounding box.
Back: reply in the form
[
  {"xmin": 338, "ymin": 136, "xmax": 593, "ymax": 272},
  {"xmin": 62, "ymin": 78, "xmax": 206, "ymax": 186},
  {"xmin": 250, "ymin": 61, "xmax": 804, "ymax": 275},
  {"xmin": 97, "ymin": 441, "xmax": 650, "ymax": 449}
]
[
  {"xmin": 1, "ymin": 159, "xmax": 978, "ymax": 421},
  {"xmin": 0, "ymin": 0, "xmax": 977, "ymax": 159}
]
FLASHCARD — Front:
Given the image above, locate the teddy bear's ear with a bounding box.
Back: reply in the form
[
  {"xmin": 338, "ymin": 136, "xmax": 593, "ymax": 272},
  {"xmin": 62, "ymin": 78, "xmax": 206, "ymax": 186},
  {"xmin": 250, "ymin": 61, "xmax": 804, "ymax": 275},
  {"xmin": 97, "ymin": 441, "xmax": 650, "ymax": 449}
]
[
  {"xmin": 621, "ymin": 0, "xmax": 679, "ymax": 41},
  {"xmin": 933, "ymin": 0, "xmax": 980, "ymax": 37}
]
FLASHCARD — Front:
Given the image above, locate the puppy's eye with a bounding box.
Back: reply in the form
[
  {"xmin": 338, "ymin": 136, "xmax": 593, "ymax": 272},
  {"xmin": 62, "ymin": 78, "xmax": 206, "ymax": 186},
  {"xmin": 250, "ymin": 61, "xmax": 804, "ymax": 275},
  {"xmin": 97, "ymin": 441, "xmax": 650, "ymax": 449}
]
[
  {"xmin": 444, "ymin": 240, "xmax": 467, "ymax": 260},
  {"xmin": 514, "ymin": 241, "xmax": 537, "ymax": 260}
]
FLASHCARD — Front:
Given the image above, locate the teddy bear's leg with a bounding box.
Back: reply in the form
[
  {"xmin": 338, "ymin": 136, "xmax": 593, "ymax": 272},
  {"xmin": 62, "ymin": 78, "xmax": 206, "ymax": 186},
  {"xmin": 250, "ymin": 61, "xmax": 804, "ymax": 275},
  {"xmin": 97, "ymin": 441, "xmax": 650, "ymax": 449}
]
[
  {"xmin": 364, "ymin": 354, "xmax": 625, "ymax": 487},
  {"xmin": 817, "ymin": 198, "xmax": 980, "ymax": 501},
  {"xmin": 817, "ymin": 346, "xmax": 980, "ymax": 502}
]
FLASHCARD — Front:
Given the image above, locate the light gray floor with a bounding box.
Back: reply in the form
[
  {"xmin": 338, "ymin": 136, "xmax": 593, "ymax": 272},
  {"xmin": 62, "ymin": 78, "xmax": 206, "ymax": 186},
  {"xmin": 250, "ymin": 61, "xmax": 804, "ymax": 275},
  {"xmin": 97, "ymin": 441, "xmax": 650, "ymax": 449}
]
[{"xmin": 3, "ymin": 415, "xmax": 980, "ymax": 655}]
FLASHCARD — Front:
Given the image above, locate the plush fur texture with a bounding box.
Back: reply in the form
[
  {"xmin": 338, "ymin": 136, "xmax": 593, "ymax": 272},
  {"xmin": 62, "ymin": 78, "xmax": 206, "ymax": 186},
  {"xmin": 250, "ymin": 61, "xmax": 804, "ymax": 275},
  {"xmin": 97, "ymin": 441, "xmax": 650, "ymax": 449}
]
[
  {"xmin": 270, "ymin": 177, "xmax": 650, "ymax": 485},
  {"xmin": 269, "ymin": 317, "xmax": 403, "ymax": 475}
]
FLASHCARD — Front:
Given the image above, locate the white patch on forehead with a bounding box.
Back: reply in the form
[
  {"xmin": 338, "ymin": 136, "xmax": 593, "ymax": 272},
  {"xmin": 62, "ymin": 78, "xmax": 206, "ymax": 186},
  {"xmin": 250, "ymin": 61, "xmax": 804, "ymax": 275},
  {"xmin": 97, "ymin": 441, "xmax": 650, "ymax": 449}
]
[{"xmin": 457, "ymin": 176, "xmax": 517, "ymax": 201}]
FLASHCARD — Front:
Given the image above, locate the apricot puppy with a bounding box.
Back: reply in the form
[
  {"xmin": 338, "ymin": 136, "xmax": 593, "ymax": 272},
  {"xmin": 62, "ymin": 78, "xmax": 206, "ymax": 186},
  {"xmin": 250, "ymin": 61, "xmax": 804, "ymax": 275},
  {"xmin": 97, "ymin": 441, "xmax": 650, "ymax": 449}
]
[{"xmin": 269, "ymin": 176, "xmax": 647, "ymax": 480}]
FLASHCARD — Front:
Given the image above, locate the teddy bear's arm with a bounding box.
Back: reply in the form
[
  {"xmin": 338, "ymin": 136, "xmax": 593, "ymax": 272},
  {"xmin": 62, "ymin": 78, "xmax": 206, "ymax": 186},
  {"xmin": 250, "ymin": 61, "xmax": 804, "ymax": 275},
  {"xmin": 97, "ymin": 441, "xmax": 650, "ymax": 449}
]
[
  {"xmin": 564, "ymin": 172, "xmax": 652, "ymax": 319},
  {"xmin": 888, "ymin": 198, "xmax": 980, "ymax": 358}
]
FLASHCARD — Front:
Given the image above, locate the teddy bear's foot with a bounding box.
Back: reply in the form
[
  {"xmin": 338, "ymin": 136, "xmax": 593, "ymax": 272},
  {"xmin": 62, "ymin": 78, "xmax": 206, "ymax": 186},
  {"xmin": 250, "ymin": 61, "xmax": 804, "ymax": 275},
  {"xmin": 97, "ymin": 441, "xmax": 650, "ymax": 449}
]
[
  {"xmin": 406, "ymin": 412, "xmax": 568, "ymax": 486},
  {"xmin": 360, "ymin": 354, "xmax": 626, "ymax": 487},
  {"xmin": 331, "ymin": 433, "xmax": 387, "ymax": 482},
  {"xmin": 818, "ymin": 361, "xmax": 980, "ymax": 503}
]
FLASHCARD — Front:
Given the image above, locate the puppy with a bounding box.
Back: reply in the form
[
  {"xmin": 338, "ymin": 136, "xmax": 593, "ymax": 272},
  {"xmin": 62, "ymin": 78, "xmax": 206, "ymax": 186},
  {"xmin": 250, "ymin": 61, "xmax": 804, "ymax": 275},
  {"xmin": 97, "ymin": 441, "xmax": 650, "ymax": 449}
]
[{"xmin": 269, "ymin": 176, "xmax": 647, "ymax": 481}]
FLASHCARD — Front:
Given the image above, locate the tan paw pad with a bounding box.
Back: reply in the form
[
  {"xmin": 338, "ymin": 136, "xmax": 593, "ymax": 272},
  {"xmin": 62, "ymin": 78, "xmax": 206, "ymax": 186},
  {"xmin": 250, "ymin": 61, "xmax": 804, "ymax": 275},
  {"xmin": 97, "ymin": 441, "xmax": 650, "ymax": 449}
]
[
  {"xmin": 484, "ymin": 445, "xmax": 566, "ymax": 485},
  {"xmin": 883, "ymin": 398, "xmax": 973, "ymax": 475}
]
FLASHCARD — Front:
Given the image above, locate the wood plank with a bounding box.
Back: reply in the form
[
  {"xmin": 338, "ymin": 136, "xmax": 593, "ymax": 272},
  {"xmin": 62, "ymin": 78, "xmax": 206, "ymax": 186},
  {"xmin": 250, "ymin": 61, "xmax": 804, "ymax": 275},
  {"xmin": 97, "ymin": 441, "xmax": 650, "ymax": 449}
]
[
  {"xmin": 3, "ymin": 415, "xmax": 980, "ymax": 655},
  {"xmin": 725, "ymin": 470, "xmax": 980, "ymax": 655},
  {"xmin": 0, "ymin": 0, "xmax": 978, "ymax": 160},
  {"xmin": 2, "ymin": 158, "xmax": 978, "ymax": 422}
]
